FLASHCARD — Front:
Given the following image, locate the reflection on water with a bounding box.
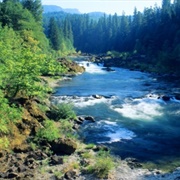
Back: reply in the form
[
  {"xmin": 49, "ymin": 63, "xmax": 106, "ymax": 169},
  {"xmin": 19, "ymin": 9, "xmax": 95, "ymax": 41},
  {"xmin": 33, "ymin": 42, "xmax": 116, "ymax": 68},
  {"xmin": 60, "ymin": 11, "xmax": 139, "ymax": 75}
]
[{"xmin": 54, "ymin": 60, "xmax": 180, "ymax": 169}]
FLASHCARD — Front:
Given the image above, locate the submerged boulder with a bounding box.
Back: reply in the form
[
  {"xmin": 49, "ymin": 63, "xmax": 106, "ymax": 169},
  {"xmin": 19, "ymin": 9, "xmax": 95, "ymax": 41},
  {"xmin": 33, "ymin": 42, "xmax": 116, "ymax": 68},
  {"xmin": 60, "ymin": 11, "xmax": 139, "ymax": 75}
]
[
  {"xmin": 84, "ymin": 116, "xmax": 95, "ymax": 122},
  {"xmin": 162, "ymin": 95, "xmax": 171, "ymax": 101}
]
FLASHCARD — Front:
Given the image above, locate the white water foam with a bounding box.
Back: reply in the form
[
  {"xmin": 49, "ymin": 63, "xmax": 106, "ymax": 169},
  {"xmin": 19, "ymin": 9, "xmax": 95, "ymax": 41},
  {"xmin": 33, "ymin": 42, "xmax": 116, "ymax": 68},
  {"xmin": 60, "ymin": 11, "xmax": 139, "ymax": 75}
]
[
  {"xmin": 106, "ymin": 128, "xmax": 136, "ymax": 143},
  {"xmin": 52, "ymin": 95, "xmax": 117, "ymax": 108},
  {"xmin": 171, "ymin": 97, "xmax": 180, "ymax": 103},
  {"xmin": 112, "ymin": 97, "xmax": 163, "ymax": 120},
  {"xmin": 97, "ymin": 120, "xmax": 136, "ymax": 143},
  {"xmin": 79, "ymin": 61, "xmax": 106, "ymax": 74}
]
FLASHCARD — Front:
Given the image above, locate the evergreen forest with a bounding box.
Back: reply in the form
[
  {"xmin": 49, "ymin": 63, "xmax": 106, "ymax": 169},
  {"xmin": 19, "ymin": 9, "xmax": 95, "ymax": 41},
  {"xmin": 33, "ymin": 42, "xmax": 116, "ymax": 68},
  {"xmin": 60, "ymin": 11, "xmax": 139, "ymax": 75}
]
[{"xmin": 44, "ymin": 0, "xmax": 180, "ymax": 74}]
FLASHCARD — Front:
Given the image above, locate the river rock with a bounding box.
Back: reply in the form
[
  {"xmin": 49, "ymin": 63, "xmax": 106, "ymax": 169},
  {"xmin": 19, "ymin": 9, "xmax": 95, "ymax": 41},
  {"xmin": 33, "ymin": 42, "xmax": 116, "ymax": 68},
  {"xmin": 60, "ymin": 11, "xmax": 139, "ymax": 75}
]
[
  {"xmin": 7, "ymin": 172, "xmax": 19, "ymax": 179},
  {"xmin": 126, "ymin": 158, "xmax": 142, "ymax": 169},
  {"xmin": 84, "ymin": 116, "xmax": 95, "ymax": 122},
  {"xmin": 175, "ymin": 95, "xmax": 180, "ymax": 100},
  {"xmin": 93, "ymin": 145, "xmax": 109, "ymax": 152},
  {"xmin": 73, "ymin": 124, "xmax": 80, "ymax": 130},
  {"xmin": 74, "ymin": 117, "xmax": 84, "ymax": 124},
  {"xmin": 162, "ymin": 95, "xmax": 171, "ymax": 101},
  {"xmin": 24, "ymin": 157, "xmax": 38, "ymax": 169},
  {"xmin": 64, "ymin": 170, "xmax": 77, "ymax": 180},
  {"xmin": 50, "ymin": 155, "xmax": 63, "ymax": 165},
  {"xmin": 27, "ymin": 150, "xmax": 48, "ymax": 160},
  {"xmin": 92, "ymin": 94, "xmax": 102, "ymax": 99},
  {"xmin": 102, "ymin": 67, "xmax": 115, "ymax": 71},
  {"xmin": 51, "ymin": 138, "xmax": 77, "ymax": 155}
]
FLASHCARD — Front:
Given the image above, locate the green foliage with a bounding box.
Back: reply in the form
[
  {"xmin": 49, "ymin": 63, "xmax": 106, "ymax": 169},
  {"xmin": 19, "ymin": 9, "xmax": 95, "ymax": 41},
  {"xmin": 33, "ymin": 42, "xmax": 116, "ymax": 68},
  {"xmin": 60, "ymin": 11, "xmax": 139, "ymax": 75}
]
[
  {"xmin": 29, "ymin": 141, "xmax": 37, "ymax": 151},
  {"xmin": 54, "ymin": 171, "xmax": 64, "ymax": 179},
  {"xmin": 0, "ymin": 91, "xmax": 22, "ymax": 135},
  {"xmin": 0, "ymin": 137, "xmax": 10, "ymax": 150},
  {"xmin": 41, "ymin": 56, "xmax": 67, "ymax": 76},
  {"xmin": 59, "ymin": 120, "xmax": 74, "ymax": 138},
  {"xmin": 81, "ymin": 151, "xmax": 93, "ymax": 159},
  {"xmin": 43, "ymin": 0, "xmax": 180, "ymax": 73},
  {"xmin": 52, "ymin": 103, "xmax": 76, "ymax": 121},
  {"xmin": 36, "ymin": 120, "xmax": 60, "ymax": 142},
  {"xmin": 21, "ymin": 0, "xmax": 43, "ymax": 23},
  {"xmin": 85, "ymin": 143, "xmax": 96, "ymax": 149},
  {"xmin": 0, "ymin": 26, "xmax": 60, "ymax": 99},
  {"xmin": 0, "ymin": 0, "xmax": 77, "ymax": 152},
  {"xmin": 87, "ymin": 151, "xmax": 115, "ymax": 179},
  {"xmin": 48, "ymin": 17, "xmax": 62, "ymax": 51}
]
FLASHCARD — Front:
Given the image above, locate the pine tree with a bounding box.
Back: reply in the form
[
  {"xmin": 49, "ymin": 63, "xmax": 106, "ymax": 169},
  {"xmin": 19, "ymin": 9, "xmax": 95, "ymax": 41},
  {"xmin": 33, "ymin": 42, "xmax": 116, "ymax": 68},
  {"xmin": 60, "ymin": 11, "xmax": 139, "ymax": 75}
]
[
  {"xmin": 21, "ymin": 0, "xmax": 43, "ymax": 23},
  {"xmin": 48, "ymin": 17, "xmax": 62, "ymax": 50}
]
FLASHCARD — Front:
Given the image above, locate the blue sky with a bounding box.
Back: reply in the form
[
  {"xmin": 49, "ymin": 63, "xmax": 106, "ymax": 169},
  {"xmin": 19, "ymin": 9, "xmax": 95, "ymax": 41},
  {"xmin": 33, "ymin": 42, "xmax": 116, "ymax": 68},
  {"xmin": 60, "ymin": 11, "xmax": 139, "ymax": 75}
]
[{"xmin": 41, "ymin": 0, "xmax": 162, "ymax": 15}]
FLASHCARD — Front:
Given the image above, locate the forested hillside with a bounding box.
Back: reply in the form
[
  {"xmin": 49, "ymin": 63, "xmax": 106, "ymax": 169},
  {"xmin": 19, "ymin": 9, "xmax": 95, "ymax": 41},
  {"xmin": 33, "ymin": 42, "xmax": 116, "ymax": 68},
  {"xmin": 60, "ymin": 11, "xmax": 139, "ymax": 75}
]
[
  {"xmin": 43, "ymin": 0, "xmax": 180, "ymax": 74},
  {"xmin": 0, "ymin": 0, "xmax": 75, "ymax": 150}
]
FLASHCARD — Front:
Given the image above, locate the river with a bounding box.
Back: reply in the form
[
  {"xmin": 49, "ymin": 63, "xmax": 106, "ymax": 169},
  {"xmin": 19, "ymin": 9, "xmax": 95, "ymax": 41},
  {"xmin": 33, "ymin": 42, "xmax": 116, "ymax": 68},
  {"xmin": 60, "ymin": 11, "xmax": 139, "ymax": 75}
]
[{"xmin": 52, "ymin": 57, "xmax": 180, "ymax": 170}]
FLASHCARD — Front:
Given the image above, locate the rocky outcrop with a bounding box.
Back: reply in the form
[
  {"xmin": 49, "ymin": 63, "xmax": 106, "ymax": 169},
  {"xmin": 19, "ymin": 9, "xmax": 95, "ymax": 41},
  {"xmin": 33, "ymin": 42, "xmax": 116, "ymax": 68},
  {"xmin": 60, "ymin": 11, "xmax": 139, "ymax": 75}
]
[
  {"xmin": 0, "ymin": 150, "xmax": 45, "ymax": 179},
  {"xmin": 58, "ymin": 57, "xmax": 85, "ymax": 74},
  {"xmin": 92, "ymin": 94, "xmax": 102, "ymax": 99},
  {"xmin": 50, "ymin": 138, "xmax": 77, "ymax": 155},
  {"xmin": 64, "ymin": 170, "xmax": 78, "ymax": 179},
  {"xmin": 84, "ymin": 116, "xmax": 95, "ymax": 122}
]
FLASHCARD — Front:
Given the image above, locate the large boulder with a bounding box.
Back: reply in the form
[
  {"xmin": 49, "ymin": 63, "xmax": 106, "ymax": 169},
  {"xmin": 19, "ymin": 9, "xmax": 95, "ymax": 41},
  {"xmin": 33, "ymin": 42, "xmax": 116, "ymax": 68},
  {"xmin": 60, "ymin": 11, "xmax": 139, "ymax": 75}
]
[
  {"xmin": 51, "ymin": 138, "xmax": 77, "ymax": 155},
  {"xmin": 58, "ymin": 58, "xmax": 85, "ymax": 74}
]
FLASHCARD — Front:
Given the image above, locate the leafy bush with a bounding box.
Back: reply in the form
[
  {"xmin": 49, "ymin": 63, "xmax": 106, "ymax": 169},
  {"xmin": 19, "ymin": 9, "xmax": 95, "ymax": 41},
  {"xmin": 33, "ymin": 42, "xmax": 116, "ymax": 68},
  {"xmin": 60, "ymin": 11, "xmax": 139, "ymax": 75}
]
[
  {"xmin": 59, "ymin": 120, "xmax": 74, "ymax": 138},
  {"xmin": 85, "ymin": 143, "xmax": 95, "ymax": 149},
  {"xmin": 0, "ymin": 91, "xmax": 22, "ymax": 135},
  {"xmin": 51, "ymin": 103, "xmax": 76, "ymax": 121},
  {"xmin": 0, "ymin": 137, "xmax": 10, "ymax": 150},
  {"xmin": 87, "ymin": 150, "xmax": 115, "ymax": 179},
  {"xmin": 63, "ymin": 161, "xmax": 80, "ymax": 173},
  {"xmin": 81, "ymin": 151, "xmax": 93, "ymax": 159},
  {"xmin": 36, "ymin": 120, "xmax": 59, "ymax": 142}
]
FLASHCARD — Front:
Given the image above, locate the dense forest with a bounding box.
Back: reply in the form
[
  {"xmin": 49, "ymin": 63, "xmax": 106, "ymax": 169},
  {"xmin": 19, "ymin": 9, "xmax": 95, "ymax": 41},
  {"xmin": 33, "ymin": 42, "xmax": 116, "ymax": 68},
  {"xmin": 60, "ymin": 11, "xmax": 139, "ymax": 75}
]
[
  {"xmin": 43, "ymin": 0, "xmax": 180, "ymax": 74},
  {"xmin": 0, "ymin": 0, "xmax": 76, "ymax": 150}
]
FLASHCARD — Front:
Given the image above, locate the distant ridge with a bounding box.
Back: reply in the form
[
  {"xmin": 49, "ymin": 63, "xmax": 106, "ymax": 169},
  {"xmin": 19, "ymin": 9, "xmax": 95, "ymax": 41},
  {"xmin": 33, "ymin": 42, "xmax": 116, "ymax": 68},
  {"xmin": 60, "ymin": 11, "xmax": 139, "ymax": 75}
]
[{"xmin": 43, "ymin": 5, "xmax": 80, "ymax": 14}]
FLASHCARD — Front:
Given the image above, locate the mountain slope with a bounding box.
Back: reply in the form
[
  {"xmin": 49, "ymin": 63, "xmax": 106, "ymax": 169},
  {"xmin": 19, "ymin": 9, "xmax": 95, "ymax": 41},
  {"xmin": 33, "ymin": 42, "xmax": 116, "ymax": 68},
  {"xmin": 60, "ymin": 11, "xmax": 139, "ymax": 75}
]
[{"xmin": 43, "ymin": 5, "xmax": 80, "ymax": 14}]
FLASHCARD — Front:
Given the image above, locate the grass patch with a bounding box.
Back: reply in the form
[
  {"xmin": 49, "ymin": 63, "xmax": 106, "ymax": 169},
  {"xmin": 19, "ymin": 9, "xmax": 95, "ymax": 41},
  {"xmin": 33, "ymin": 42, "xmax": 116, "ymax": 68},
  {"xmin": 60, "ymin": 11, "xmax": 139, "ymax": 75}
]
[
  {"xmin": 51, "ymin": 103, "xmax": 76, "ymax": 121},
  {"xmin": 36, "ymin": 119, "xmax": 60, "ymax": 142},
  {"xmin": 85, "ymin": 143, "xmax": 95, "ymax": 149},
  {"xmin": 81, "ymin": 151, "xmax": 93, "ymax": 159},
  {"xmin": 87, "ymin": 150, "xmax": 115, "ymax": 179}
]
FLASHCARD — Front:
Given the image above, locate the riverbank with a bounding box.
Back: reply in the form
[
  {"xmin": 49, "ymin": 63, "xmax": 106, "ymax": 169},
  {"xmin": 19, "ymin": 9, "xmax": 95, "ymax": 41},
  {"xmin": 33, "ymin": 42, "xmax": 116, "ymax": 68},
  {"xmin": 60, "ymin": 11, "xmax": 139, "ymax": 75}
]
[
  {"xmin": 1, "ymin": 56, "xmax": 180, "ymax": 180},
  {"xmin": 49, "ymin": 55, "xmax": 180, "ymax": 179},
  {"xmin": 88, "ymin": 53, "xmax": 180, "ymax": 81}
]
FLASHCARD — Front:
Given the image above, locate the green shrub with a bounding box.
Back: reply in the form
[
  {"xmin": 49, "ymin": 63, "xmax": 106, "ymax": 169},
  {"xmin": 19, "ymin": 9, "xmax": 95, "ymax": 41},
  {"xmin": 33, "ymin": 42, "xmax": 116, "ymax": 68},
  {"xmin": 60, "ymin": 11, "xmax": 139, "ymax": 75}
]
[
  {"xmin": 0, "ymin": 137, "xmax": 10, "ymax": 150},
  {"xmin": 36, "ymin": 120, "xmax": 59, "ymax": 142},
  {"xmin": 54, "ymin": 171, "xmax": 64, "ymax": 179},
  {"xmin": 52, "ymin": 103, "xmax": 76, "ymax": 121},
  {"xmin": 81, "ymin": 151, "xmax": 93, "ymax": 159},
  {"xmin": 0, "ymin": 91, "xmax": 22, "ymax": 135},
  {"xmin": 87, "ymin": 151, "xmax": 115, "ymax": 179},
  {"xmin": 85, "ymin": 143, "xmax": 95, "ymax": 149},
  {"xmin": 59, "ymin": 120, "xmax": 74, "ymax": 138}
]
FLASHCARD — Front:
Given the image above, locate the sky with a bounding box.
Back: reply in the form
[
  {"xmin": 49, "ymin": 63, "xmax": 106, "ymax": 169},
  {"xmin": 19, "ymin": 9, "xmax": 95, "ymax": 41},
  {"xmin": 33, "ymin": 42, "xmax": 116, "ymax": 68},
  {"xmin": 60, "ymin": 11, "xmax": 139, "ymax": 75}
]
[{"xmin": 41, "ymin": 0, "xmax": 162, "ymax": 15}]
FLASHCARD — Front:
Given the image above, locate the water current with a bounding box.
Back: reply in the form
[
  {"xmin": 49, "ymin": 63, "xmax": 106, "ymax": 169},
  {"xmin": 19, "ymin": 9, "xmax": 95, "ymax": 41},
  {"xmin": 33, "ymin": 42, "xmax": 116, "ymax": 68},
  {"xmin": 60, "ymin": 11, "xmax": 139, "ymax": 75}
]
[{"xmin": 53, "ymin": 57, "xmax": 180, "ymax": 169}]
